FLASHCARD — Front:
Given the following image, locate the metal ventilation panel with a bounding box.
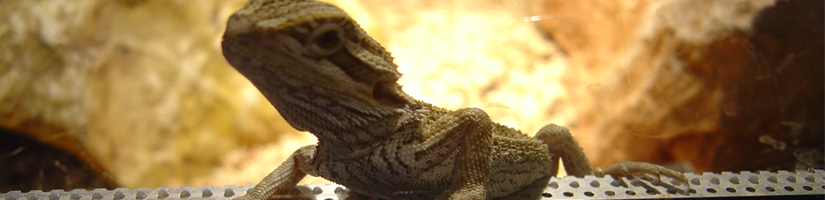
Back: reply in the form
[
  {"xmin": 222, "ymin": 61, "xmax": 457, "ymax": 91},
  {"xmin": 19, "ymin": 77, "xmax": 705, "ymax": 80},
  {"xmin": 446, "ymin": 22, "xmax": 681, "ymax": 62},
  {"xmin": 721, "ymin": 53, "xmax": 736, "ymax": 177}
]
[{"xmin": 2, "ymin": 170, "xmax": 823, "ymax": 200}]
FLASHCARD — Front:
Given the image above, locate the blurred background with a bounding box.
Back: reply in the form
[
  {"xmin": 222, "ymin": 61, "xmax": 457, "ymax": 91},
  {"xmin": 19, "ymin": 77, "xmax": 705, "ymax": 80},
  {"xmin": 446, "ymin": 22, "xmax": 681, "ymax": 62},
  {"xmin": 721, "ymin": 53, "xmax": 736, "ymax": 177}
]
[{"xmin": 0, "ymin": 0, "xmax": 822, "ymax": 193}]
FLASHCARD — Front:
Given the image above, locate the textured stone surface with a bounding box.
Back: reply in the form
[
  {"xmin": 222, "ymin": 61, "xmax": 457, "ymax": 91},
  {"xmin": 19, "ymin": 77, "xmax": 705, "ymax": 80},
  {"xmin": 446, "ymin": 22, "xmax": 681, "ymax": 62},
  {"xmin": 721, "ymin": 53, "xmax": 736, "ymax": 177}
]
[
  {"xmin": 534, "ymin": 0, "xmax": 823, "ymax": 172},
  {"xmin": 0, "ymin": 0, "xmax": 290, "ymax": 188}
]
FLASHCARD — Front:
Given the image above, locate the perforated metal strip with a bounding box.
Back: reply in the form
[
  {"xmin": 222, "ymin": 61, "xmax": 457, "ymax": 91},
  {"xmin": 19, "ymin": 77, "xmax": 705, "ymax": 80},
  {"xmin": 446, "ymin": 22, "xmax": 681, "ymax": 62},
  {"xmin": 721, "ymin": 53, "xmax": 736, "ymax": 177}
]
[{"xmin": 2, "ymin": 170, "xmax": 823, "ymax": 200}]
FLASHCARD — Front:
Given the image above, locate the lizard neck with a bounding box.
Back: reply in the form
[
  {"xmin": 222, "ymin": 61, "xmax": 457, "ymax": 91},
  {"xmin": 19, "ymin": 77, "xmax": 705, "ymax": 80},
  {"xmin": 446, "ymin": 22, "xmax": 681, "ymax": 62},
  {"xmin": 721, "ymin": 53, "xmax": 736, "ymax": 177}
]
[
  {"xmin": 266, "ymin": 85, "xmax": 421, "ymax": 144},
  {"xmin": 315, "ymin": 100, "xmax": 424, "ymax": 144},
  {"xmin": 312, "ymin": 100, "xmax": 428, "ymax": 158}
]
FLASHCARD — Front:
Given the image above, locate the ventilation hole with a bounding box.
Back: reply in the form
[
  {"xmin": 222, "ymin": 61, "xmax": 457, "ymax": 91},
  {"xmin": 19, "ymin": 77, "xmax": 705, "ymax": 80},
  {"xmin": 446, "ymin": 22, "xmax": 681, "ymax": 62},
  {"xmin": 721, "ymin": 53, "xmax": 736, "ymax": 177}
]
[
  {"xmin": 541, "ymin": 193, "xmax": 552, "ymax": 198},
  {"xmin": 803, "ymin": 186, "xmax": 814, "ymax": 191},
  {"xmin": 748, "ymin": 176, "xmax": 759, "ymax": 184},
  {"xmin": 688, "ymin": 189, "xmax": 697, "ymax": 194},
  {"xmin": 290, "ymin": 188, "xmax": 301, "ymax": 195},
  {"xmin": 312, "ymin": 187, "xmax": 323, "ymax": 194},
  {"xmin": 136, "ymin": 191, "xmax": 147, "ymax": 199},
  {"xmin": 548, "ymin": 182, "xmax": 559, "ymax": 189},
  {"xmin": 666, "ymin": 189, "xmax": 678, "ymax": 194},
  {"xmin": 729, "ymin": 177, "xmax": 740, "ymax": 184},
  {"xmin": 563, "ymin": 192, "xmax": 574, "ymax": 197},
  {"xmin": 158, "ymin": 190, "xmax": 169, "ymax": 199},
  {"xmin": 786, "ymin": 176, "xmax": 797, "ymax": 183},
  {"xmin": 625, "ymin": 190, "xmax": 636, "ymax": 195},
  {"xmin": 784, "ymin": 186, "xmax": 794, "ymax": 192},
  {"xmin": 202, "ymin": 189, "xmax": 213, "ymax": 197},
  {"xmin": 629, "ymin": 179, "xmax": 643, "ymax": 186},
  {"xmin": 569, "ymin": 181, "xmax": 580, "ymax": 188},
  {"xmin": 584, "ymin": 191, "xmax": 594, "ymax": 197},
  {"xmin": 746, "ymin": 187, "xmax": 756, "ymax": 192},
  {"xmin": 766, "ymin": 187, "xmax": 776, "ymax": 192},
  {"xmin": 589, "ymin": 180, "xmax": 600, "ymax": 188},
  {"xmin": 610, "ymin": 180, "xmax": 622, "ymax": 187},
  {"xmin": 180, "ymin": 190, "xmax": 191, "ymax": 198},
  {"xmin": 767, "ymin": 176, "xmax": 778, "ymax": 183},
  {"xmin": 710, "ymin": 177, "xmax": 720, "ymax": 185},
  {"xmin": 645, "ymin": 189, "xmax": 658, "ymax": 195},
  {"xmin": 726, "ymin": 188, "xmax": 736, "ymax": 193},
  {"xmin": 690, "ymin": 178, "xmax": 701, "ymax": 186},
  {"xmin": 805, "ymin": 175, "xmax": 816, "ymax": 183},
  {"xmin": 92, "ymin": 193, "xmax": 103, "ymax": 200},
  {"xmin": 324, "ymin": 198, "xmax": 334, "ymax": 200},
  {"xmin": 822, "ymin": 185, "xmax": 825, "ymax": 190},
  {"xmin": 706, "ymin": 188, "xmax": 717, "ymax": 193},
  {"xmin": 649, "ymin": 179, "xmax": 661, "ymax": 186},
  {"xmin": 670, "ymin": 179, "xmax": 682, "ymax": 186},
  {"xmin": 48, "ymin": 194, "xmax": 59, "ymax": 200},
  {"xmin": 334, "ymin": 187, "xmax": 346, "ymax": 194},
  {"xmin": 224, "ymin": 189, "xmax": 235, "ymax": 197},
  {"xmin": 605, "ymin": 191, "xmax": 615, "ymax": 196},
  {"xmin": 114, "ymin": 191, "xmax": 125, "ymax": 200}
]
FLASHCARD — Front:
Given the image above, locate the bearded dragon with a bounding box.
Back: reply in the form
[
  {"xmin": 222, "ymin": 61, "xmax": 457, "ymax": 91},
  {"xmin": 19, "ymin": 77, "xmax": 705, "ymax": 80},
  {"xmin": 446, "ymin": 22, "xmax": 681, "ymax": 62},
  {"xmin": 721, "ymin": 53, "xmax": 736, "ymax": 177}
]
[{"xmin": 220, "ymin": 0, "xmax": 687, "ymax": 199}]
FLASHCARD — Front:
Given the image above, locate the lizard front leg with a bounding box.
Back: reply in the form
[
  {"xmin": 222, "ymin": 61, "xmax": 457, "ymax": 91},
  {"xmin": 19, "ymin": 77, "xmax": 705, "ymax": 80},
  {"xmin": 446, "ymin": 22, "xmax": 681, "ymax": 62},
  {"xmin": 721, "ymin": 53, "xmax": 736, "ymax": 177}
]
[
  {"xmin": 533, "ymin": 124, "xmax": 687, "ymax": 184},
  {"xmin": 423, "ymin": 108, "xmax": 493, "ymax": 200},
  {"xmin": 235, "ymin": 145, "xmax": 316, "ymax": 200},
  {"xmin": 532, "ymin": 124, "xmax": 592, "ymax": 177}
]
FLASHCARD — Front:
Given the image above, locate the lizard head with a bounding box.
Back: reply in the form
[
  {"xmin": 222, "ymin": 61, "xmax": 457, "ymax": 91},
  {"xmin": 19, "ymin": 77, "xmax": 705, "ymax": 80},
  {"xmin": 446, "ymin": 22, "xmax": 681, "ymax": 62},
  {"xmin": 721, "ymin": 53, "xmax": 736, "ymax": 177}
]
[{"xmin": 221, "ymin": 0, "xmax": 414, "ymax": 136}]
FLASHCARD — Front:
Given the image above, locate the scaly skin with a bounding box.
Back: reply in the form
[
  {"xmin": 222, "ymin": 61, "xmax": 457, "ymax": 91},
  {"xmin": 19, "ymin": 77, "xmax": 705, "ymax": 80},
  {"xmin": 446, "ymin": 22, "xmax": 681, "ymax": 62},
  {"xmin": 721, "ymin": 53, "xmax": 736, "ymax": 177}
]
[{"xmin": 220, "ymin": 0, "xmax": 687, "ymax": 199}]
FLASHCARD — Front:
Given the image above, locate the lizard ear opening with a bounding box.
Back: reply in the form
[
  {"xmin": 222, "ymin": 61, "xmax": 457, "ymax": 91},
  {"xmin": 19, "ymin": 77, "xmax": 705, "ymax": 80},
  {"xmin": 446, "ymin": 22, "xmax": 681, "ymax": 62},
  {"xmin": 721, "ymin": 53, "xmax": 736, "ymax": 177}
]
[
  {"xmin": 308, "ymin": 23, "xmax": 345, "ymax": 56},
  {"xmin": 373, "ymin": 80, "xmax": 413, "ymax": 106}
]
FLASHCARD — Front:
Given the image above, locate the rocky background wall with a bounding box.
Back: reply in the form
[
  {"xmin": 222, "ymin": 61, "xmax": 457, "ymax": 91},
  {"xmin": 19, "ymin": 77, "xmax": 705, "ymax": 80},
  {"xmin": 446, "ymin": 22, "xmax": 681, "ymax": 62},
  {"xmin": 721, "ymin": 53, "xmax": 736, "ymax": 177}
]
[{"xmin": 0, "ymin": 0, "xmax": 821, "ymax": 192}]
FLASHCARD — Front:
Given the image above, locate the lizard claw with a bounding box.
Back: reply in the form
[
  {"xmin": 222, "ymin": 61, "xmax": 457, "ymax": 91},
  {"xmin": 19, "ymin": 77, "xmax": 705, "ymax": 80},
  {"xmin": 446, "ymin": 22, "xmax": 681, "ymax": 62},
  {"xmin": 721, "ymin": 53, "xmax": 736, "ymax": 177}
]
[{"xmin": 594, "ymin": 161, "xmax": 690, "ymax": 188}]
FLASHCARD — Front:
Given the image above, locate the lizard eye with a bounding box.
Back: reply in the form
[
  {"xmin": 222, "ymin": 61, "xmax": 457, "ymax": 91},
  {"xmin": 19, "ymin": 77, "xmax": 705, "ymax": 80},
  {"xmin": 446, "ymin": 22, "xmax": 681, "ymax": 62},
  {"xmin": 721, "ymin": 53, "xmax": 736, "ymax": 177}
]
[{"xmin": 308, "ymin": 23, "xmax": 345, "ymax": 56}]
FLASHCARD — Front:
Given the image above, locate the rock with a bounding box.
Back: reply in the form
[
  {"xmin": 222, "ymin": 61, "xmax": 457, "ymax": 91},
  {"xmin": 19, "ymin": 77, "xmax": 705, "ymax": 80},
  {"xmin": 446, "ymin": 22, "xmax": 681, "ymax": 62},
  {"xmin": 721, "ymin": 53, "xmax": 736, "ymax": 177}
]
[{"xmin": 533, "ymin": 0, "xmax": 823, "ymax": 172}]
